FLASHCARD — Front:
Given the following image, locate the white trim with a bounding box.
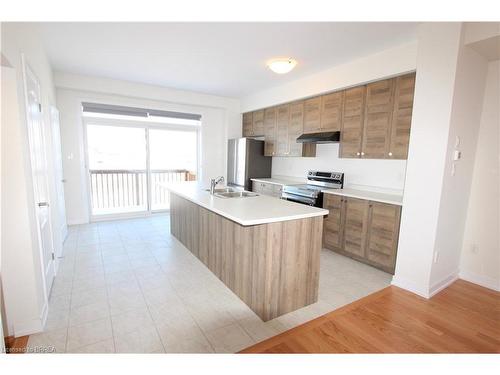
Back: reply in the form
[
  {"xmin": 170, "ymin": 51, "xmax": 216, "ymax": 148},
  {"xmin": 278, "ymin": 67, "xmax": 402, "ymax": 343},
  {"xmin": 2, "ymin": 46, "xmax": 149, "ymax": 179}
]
[
  {"xmin": 90, "ymin": 210, "xmax": 168, "ymax": 223},
  {"xmin": 459, "ymin": 270, "xmax": 500, "ymax": 292},
  {"xmin": 391, "ymin": 276, "xmax": 431, "ymax": 298},
  {"xmin": 428, "ymin": 271, "xmax": 459, "ymax": 297},
  {"xmin": 66, "ymin": 219, "xmax": 88, "ymax": 226},
  {"xmin": 13, "ymin": 316, "xmax": 44, "ymax": 337}
]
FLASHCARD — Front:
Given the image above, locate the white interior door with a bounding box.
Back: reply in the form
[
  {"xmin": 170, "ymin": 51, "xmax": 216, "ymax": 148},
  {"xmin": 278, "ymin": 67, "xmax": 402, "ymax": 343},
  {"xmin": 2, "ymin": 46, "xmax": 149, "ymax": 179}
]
[
  {"xmin": 23, "ymin": 60, "xmax": 55, "ymax": 294},
  {"xmin": 50, "ymin": 106, "xmax": 68, "ymax": 242}
]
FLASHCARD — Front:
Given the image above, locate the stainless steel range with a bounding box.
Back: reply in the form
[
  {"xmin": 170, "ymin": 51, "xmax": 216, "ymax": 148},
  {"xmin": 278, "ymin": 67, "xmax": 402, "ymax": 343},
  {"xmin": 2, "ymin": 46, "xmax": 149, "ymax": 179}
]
[{"xmin": 282, "ymin": 171, "xmax": 344, "ymax": 207}]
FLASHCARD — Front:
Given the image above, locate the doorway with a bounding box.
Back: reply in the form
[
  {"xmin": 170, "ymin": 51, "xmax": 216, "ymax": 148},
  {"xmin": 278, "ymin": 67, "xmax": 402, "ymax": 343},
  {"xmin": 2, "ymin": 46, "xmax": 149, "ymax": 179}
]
[{"xmin": 84, "ymin": 117, "xmax": 199, "ymax": 219}]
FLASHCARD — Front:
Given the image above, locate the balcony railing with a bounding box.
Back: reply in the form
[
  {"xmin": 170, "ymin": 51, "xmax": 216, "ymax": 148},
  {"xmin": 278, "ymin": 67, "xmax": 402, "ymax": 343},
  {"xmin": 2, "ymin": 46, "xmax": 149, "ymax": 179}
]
[{"xmin": 89, "ymin": 169, "xmax": 195, "ymax": 214}]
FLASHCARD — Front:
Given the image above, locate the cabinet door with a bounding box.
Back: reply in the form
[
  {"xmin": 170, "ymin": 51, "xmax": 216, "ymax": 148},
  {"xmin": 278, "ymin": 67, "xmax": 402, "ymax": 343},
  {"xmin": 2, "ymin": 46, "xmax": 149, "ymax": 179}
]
[
  {"xmin": 362, "ymin": 78, "xmax": 395, "ymax": 159},
  {"xmin": 389, "ymin": 73, "xmax": 415, "ymax": 159},
  {"xmin": 365, "ymin": 202, "xmax": 401, "ymax": 274},
  {"xmin": 264, "ymin": 107, "xmax": 277, "ymax": 156},
  {"xmin": 323, "ymin": 194, "xmax": 345, "ymax": 251},
  {"xmin": 252, "ymin": 110, "xmax": 265, "ymax": 137},
  {"xmin": 242, "ymin": 112, "xmax": 253, "ymax": 137},
  {"xmin": 320, "ymin": 91, "xmax": 343, "ymax": 132},
  {"xmin": 342, "ymin": 197, "xmax": 369, "ymax": 259},
  {"xmin": 288, "ymin": 101, "xmax": 304, "ymax": 157},
  {"xmin": 276, "ymin": 104, "xmax": 290, "ymax": 156},
  {"xmin": 340, "ymin": 86, "xmax": 366, "ymax": 158},
  {"xmin": 303, "ymin": 97, "xmax": 321, "ymax": 133}
]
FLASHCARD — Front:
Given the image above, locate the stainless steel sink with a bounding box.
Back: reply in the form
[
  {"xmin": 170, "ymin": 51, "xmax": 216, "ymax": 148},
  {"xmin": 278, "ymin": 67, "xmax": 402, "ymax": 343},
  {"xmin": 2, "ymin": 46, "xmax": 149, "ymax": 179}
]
[
  {"xmin": 214, "ymin": 191, "xmax": 259, "ymax": 199},
  {"xmin": 204, "ymin": 187, "xmax": 236, "ymax": 193}
]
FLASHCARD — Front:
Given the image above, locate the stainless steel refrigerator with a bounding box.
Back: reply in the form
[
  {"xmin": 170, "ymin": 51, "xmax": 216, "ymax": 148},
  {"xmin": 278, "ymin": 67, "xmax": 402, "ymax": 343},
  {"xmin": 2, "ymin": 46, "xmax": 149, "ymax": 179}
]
[{"xmin": 227, "ymin": 138, "xmax": 272, "ymax": 191}]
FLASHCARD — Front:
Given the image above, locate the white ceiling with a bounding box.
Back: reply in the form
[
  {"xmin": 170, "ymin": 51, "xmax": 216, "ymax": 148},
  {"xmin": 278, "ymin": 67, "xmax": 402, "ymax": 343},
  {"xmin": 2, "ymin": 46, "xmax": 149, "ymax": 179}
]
[{"xmin": 36, "ymin": 22, "xmax": 418, "ymax": 98}]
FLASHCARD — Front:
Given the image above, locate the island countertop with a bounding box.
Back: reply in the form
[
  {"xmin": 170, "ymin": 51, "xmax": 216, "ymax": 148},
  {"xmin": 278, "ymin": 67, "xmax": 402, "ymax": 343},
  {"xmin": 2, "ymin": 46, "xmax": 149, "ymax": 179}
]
[{"xmin": 164, "ymin": 181, "xmax": 328, "ymax": 226}]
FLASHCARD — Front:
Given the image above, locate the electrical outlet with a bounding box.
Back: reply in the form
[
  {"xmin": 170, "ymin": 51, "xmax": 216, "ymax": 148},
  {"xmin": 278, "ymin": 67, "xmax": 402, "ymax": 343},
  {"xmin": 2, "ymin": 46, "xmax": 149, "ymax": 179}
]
[{"xmin": 433, "ymin": 251, "xmax": 439, "ymax": 264}]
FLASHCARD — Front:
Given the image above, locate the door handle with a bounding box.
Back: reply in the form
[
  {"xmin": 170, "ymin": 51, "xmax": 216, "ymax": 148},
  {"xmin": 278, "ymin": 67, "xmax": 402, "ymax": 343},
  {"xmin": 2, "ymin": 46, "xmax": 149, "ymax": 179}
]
[
  {"xmin": 38, "ymin": 202, "xmax": 49, "ymax": 207},
  {"xmin": 61, "ymin": 179, "xmax": 67, "ymax": 183}
]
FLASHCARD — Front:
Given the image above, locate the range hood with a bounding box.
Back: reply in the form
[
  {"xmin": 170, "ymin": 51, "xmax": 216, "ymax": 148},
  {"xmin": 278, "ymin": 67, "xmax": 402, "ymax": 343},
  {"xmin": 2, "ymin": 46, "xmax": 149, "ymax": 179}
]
[{"xmin": 296, "ymin": 131, "xmax": 340, "ymax": 144}]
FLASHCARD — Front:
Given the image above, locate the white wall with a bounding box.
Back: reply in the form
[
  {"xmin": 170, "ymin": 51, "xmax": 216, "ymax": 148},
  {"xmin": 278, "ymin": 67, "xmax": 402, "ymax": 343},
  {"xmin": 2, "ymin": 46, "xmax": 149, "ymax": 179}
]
[
  {"xmin": 272, "ymin": 145, "xmax": 406, "ymax": 193},
  {"xmin": 240, "ymin": 42, "xmax": 417, "ymax": 192},
  {"xmin": 1, "ymin": 23, "xmax": 60, "ymax": 336},
  {"xmin": 459, "ymin": 60, "xmax": 500, "ymax": 291},
  {"xmin": 394, "ymin": 23, "xmax": 489, "ymax": 297},
  {"xmin": 429, "ymin": 39, "xmax": 489, "ymax": 292},
  {"xmin": 54, "ymin": 72, "xmax": 241, "ymax": 224}
]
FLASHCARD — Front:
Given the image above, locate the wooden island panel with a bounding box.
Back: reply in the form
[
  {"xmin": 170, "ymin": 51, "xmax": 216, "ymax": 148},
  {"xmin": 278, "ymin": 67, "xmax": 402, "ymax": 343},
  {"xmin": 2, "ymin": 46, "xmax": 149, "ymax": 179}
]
[{"xmin": 169, "ymin": 193, "xmax": 323, "ymax": 321}]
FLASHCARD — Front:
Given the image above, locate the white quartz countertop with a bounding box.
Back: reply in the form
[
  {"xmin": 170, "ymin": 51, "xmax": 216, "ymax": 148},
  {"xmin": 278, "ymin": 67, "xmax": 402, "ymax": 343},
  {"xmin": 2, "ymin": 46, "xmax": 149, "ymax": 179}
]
[
  {"xmin": 322, "ymin": 188, "xmax": 403, "ymax": 206},
  {"xmin": 252, "ymin": 176, "xmax": 403, "ymax": 206},
  {"xmin": 164, "ymin": 182, "xmax": 328, "ymax": 226}
]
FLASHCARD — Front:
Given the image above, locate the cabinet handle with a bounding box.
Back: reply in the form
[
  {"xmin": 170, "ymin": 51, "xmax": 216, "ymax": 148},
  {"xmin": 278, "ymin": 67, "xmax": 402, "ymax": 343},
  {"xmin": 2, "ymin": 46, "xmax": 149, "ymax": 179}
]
[
  {"xmin": 361, "ymin": 152, "xmax": 365, "ymax": 156},
  {"xmin": 356, "ymin": 152, "xmax": 360, "ymax": 156},
  {"xmin": 388, "ymin": 152, "xmax": 393, "ymax": 157}
]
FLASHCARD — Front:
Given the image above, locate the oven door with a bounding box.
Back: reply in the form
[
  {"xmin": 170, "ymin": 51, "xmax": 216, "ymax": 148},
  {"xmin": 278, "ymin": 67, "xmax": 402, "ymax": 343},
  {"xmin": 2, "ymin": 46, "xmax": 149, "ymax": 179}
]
[{"xmin": 281, "ymin": 192, "xmax": 317, "ymax": 206}]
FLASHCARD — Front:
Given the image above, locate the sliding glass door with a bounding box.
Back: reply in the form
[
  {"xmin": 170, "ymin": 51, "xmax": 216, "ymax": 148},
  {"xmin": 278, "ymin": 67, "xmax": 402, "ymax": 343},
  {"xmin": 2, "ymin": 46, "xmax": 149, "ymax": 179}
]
[
  {"xmin": 149, "ymin": 128, "xmax": 198, "ymax": 211},
  {"xmin": 85, "ymin": 121, "xmax": 198, "ymax": 218}
]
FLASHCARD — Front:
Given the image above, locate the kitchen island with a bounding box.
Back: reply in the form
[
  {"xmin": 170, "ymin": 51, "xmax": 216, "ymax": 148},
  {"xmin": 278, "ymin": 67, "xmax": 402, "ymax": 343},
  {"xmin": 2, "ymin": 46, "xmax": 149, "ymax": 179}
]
[{"xmin": 166, "ymin": 182, "xmax": 328, "ymax": 321}]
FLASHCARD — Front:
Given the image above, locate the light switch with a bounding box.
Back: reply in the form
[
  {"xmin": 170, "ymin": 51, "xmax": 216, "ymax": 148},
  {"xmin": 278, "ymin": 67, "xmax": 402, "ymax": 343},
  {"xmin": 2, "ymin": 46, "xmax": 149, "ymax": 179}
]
[{"xmin": 453, "ymin": 150, "xmax": 461, "ymax": 161}]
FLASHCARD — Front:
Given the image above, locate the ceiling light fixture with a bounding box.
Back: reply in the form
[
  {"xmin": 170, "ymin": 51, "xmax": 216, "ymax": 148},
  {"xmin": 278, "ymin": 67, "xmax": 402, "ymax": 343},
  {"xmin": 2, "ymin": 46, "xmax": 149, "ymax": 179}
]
[{"xmin": 267, "ymin": 58, "xmax": 297, "ymax": 74}]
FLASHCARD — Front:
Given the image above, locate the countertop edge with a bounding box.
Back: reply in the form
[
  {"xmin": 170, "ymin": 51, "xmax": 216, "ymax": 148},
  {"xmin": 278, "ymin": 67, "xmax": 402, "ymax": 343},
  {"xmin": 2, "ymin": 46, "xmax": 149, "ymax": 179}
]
[{"xmin": 322, "ymin": 189, "xmax": 403, "ymax": 206}]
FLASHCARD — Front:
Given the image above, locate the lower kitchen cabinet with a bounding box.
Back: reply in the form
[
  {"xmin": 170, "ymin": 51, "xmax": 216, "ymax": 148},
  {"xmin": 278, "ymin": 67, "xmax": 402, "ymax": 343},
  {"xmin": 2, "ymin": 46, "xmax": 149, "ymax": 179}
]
[
  {"xmin": 252, "ymin": 181, "xmax": 283, "ymax": 198},
  {"xmin": 322, "ymin": 194, "xmax": 345, "ymax": 251},
  {"xmin": 323, "ymin": 195, "xmax": 401, "ymax": 274},
  {"xmin": 342, "ymin": 198, "xmax": 369, "ymax": 259},
  {"xmin": 365, "ymin": 201, "xmax": 401, "ymax": 273}
]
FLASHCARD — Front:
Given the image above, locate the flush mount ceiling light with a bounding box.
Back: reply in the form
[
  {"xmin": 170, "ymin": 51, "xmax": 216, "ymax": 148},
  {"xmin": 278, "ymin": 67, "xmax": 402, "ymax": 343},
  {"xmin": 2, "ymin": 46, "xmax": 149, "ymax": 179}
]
[{"xmin": 267, "ymin": 58, "xmax": 297, "ymax": 74}]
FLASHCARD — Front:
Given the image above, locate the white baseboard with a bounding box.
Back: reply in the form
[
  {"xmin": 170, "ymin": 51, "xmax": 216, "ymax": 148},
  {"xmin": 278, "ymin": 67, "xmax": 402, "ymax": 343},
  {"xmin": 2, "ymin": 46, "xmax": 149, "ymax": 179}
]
[
  {"xmin": 13, "ymin": 318, "xmax": 44, "ymax": 337},
  {"xmin": 428, "ymin": 271, "xmax": 459, "ymax": 297},
  {"xmin": 459, "ymin": 270, "xmax": 500, "ymax": 292},
  {"xmin": 391, "ymin": 276, "xmax": 431, "ymax": 298},
  {"xmin": 12, "ymin": 301, "xmax": 48, "ymax": 337}
]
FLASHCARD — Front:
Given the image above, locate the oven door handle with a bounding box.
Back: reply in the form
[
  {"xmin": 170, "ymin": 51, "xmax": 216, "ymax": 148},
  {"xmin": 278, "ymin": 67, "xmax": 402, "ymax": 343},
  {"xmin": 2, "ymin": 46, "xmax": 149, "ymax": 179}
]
[{"xmin": 281, "ymin": 192, "xmax": 316, "ymax": 206}]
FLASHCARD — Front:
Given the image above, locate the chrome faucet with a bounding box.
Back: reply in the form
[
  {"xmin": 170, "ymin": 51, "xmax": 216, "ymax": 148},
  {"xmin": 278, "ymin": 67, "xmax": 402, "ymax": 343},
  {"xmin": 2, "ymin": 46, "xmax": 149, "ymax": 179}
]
[{"xmin": 210, "ymin": 176, "xmax": 224, "ymax": 195}]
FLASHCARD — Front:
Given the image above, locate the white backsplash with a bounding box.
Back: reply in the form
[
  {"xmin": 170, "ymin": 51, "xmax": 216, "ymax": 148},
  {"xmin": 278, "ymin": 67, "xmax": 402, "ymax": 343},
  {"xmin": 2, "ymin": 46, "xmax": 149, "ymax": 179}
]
[{"xmin": 271, "ymin": 143, "xmax": 407, "ymax": 195}]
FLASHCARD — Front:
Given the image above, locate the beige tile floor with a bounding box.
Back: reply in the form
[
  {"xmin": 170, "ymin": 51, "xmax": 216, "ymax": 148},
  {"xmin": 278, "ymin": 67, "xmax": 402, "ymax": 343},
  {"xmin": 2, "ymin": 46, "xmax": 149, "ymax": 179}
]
[{"xmin": 27, "ymin": 214, "xmax": 391, "ymax": 353}]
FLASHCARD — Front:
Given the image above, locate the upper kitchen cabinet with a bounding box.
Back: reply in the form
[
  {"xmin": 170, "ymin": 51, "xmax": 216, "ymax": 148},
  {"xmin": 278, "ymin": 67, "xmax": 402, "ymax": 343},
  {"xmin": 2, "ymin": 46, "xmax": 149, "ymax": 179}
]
[
  {"xmin": 276, "ymin": 104, "xmax": 290, "ymax": 156},
  {"xmin": 287, "ymin": 101, "xmax": 316, "ymax": 157},
  {"xmin": 241, "ymin": 72, "xmax": 415, "ymax": 159},
  {"xmin": 303, "ymin": 97, "xmax": 322, "ymax": 133},
  {"xmin": 242, "ymin": 110, "xmax": 265, "ymax": 137},
  {"xmin": 242, "ymin": 112, "xmax": 253, "ymax": 137},
  {"xmin": 388, "ymin": 73, "xmax": 416, "ymax": 159},
  {"xmin": 340, "ymin": 86, "xmax": 366, "ymax": 158},
  {"xmin": 252, "ymin": 109, "xmax": 265, "ymax": 136},
  {"xmin": 320, "ymin": 91, "xmax": 344, "ymax": 132},
  {"xmin": 362, "ymin": 78, "xmax": 395, "ymax": 159},
  {"xmin": 264, "ymin": 107, "xmax": 277, "ymax": 156}
]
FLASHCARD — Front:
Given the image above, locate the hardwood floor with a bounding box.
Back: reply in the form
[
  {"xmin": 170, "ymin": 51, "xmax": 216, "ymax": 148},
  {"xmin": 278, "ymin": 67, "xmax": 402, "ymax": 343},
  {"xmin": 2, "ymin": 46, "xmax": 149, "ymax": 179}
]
[{"xmin": 240, "ymin": 280, "xmax": 500, "ymax": 353}]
